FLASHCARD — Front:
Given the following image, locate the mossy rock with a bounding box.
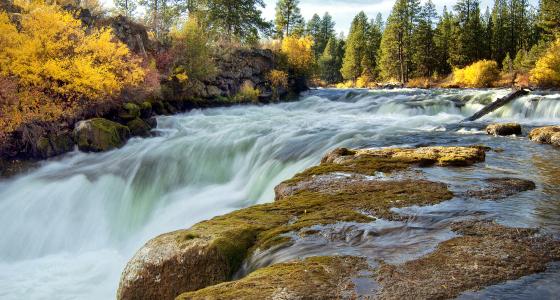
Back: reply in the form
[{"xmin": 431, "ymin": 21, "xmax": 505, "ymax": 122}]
[
  {"xmin": 35, "ymin": 132, "xmax": 74, "ymax": 158},
  {"xmin": 177, "ymin": 256, "xmax": 368, "ymax": 299},
  {"xmin": 119, "ymin": 102, "xmax": 141, "ymax": 121},
  {"xmin": 73, "ymin": 118, "xmax": 130, "ymax": 152},
  {"xmin": 127, "ymin": 118, "xmax": 151, "ymax": 137},
  {"xmin": 486, "ymin": 123, "xmax": 522, "ymax": 136},
  {"xmin": 140, "ymin": 101, "xmax": 153, "ymax": 118},
  {"xmin": 118, "ymin": 146, "xmax": 487, "ymax": 300},
  {"xmin": 529, "ymin": 126, "xmax": 560, "ymax": 145},
  {"xmin": 152, "ymin": 101, "xmax": 167, "ymax": 115}
]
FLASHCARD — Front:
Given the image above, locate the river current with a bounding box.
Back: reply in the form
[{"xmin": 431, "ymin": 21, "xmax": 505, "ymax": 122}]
[{"xmin": 1, "ymin": 88, "xmax": 559, "ymax": 299}]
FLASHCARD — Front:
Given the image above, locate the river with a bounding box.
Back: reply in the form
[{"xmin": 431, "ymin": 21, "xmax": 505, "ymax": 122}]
[{"xmin": 1, "ymin": 88, "xmax": 559, "ymax": 299}]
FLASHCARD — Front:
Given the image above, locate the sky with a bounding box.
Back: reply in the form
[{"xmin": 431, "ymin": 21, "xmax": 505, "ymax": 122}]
[{"xmin": 101, "ymin": 0, "xmax": 539, "ymax": 35}]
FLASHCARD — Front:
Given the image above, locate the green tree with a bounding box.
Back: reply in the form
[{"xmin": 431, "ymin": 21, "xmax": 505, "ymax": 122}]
[
  {"xmin": 378, "ymin": 0, "xmax": 420, "ymax": 82},
  {"xmin": 362, "ymin": 14, "xmax": 383, "ymax": 78},
  {"xmin": 318, "ymin": 13, "xmax": 336, "ymax": 54},
  {"xmin": 538, "ymin": 0, "xmax": 560, "ymax": 38},
  {"xmin": 306, "ymin": 14, "xmax": 322, "ymax": 56},
  {"xmin": 318, "ymin": 37, "xmax": 343, "ymax": 83},
  {"xmin": 341, "ymin": 11, "xmax": 369, "ymax": 80},
  {"xmin": 448, "ymin": 0, "xmax": 484, "ymax": 67},
  {"xmin": 114, "ymin": 0, "xmax": 137, "ymax": 17},
  {"xmin": 412, "ymin": 0, "xmax": 438, "ymax": 77},
  {"xmin": 206, "ymin": 0, "xmax": 269, "ymax": 41},
  {"xmin": 434, "ymin": 6, "xmax": 454, "ymax": 75},
  {"xmin": 275, "ymin": 0, "xmax": 305, "ymax": 38}
]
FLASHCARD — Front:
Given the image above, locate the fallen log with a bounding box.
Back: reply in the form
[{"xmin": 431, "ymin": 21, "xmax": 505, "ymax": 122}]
[{"xmin": 463, "ymin": 89, "xmax": 530, "ymax": 122}]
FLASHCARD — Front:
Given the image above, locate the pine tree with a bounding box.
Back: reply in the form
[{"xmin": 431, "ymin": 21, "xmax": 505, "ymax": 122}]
[
  {"xmin": 318, "ymin": 13, "xmax": 336, "ymax": 55},
  {"xmin": 318, "ymin": 37, "xmax": 343, "ymax": 83},
  {"xmin": 538, "ymin": 0, "xmax": 560, "ymax": 38},
  {"xmin": 206, "ymin": 0, "xmax": 269, "ymax": 41},
  {"xmin": 275, "ymin": 0, "xmax": 305, "ymax": 38},
  {"xmin": 341, "ymin": 11, "xmax": 369, "ymax": 80},
  {"xmin": 434, "ymin": 6, "xmax": 454, "ymax": 75},
  {"xmin": 114, "ymin": 0, "xmax": 137, "ymax": 17},
  {"xmin": 481, "ymin": 6, "xmax": 493, "ymax": 59},
  {"xmin": 378, "ymin": 0, "xmax": 420, "ymax": 82},
  {"xmin": 448, "ymin": 0, "xmax": 484, "ymax": 67},
  {"xmin": 412, "ymin": 0, "xmax": 438, "ymax": 77},
  {"xmin": 362, "ymin": 14, "xmax": 383, "ymax": 78}
]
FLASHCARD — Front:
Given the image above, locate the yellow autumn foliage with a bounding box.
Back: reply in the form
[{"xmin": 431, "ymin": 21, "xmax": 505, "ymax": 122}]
[
  {"xmin": 0, "ymin": 4, "xmax": 144, "ymax": 101},
  {"xmin": 452, "ymin": 60, "xmax": 500, "ymax": 88},
  {"xmin": 530, "ymin": 38, "xmax": 560, "ymax": 87},
  {"xmin": 281, "ymin": 36, "xmax": 314, "ymax": 75}
]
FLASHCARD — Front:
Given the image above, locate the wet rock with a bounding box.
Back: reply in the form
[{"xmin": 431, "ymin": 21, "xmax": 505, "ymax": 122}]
[
  {"xmin": 119, "ymin": 102, "xmax": 141, "ymax": 121},
  {"xmin": 139, "ymin": 101, "xmax": 152, "ymax": 118},
  {"xmin": 73, "ymin": 118, "xmax": 130, "ymax": 152},
  {"xmin": 118, "ymin": 146, "xmax": 490, "ymax": 300},
  {"xmin": 126, "ymin": 118, "xmax": 151, "ymax": 137},
  {"xmin": 176, "ymin": 256, "xmax": 368, "ymax": 299},
  {"xmin": 322, "ymin": 146, "xmax": 486, "ymax": 167},
  {"xmin": 320, "ymin": 147, "xmax": 356, "ymax": 164},
  {"xmin": 486, "ymin": 123, "xmax": 522, "ymax": 136},
  {"xmin": 528, "ymin": 126, "xmax": 560, "ymax": 145},
  {"xmin": 375, "ymin": 221, "xmax": 560, "ymax": 300},
  {"xmin": 34, "ymin": 132, "xmax": 74, "ymax": 158},
  {"xmin": 464, "ymin": 177, "xmax": 536, "ymax": 200}
]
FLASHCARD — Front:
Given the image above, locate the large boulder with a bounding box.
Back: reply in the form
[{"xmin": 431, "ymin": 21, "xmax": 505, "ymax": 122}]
[
  {"xmin": 486, "ymin": 123, "xmax": 522, "ymax": 136},
  {"xmin": 35, "ymin": 132, "xmax": 74, "ymax": 158},
  {"xmin": 73, "ymin": 118, "xmax": 130, "ymax": 152},
  {"xmin": 528, "ymin": 126, "xmax": 560, "ymax": 144}
]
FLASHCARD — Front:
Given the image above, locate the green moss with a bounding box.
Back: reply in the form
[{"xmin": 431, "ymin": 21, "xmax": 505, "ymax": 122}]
[
  {"xmin": 126, "ymin": 118, "xmax": 151, "ymax": 137},
  {"xmin": 176, "ymin": 256, "xmax": 369, "ymax": 299},
  {"xmin": 120, "ymin": 103, "xmax": 141, "ymax": 120},
  {"xmin": 283, "ymin": 156, "xmax": 413, "ymax": 186},
  {"xmin": 74, "ymin": 118, "xmax": 130, "ymax": 152}
]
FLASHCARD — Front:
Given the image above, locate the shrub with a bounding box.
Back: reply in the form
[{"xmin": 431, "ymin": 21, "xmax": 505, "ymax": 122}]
[
  {"xmin": 281, "ymin": 36, "xmax": 315, "ymax": 76},
  {"xmin": 234, "ymin": 81, "xmax": 260, "ymax": 103},
  {"xmin": 267, "ymin": 69, "xmax": 288, "ymax": 100},
  {"xmin": 169, "ymin": 17, "xmax": 216, "ymax": 81},
  {"xmin": 406, "ymin": 77, "xmax": 431, "ymax": 88},
  {"xmin": 453, "ymin": 60, "xmax": 500, "ymax": 88},
  {"xmin": 0, "ymin": 7, "xmax": 144, "ymax": 101},
  {"xmin": 530, "ymin": 37, "xmax": 560, "ymax": 87},
  {"xmin": 356, "ymin": 74, "xmax": 374, "ymax": 88}
]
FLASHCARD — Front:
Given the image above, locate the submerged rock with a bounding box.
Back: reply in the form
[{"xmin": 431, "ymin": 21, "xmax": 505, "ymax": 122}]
[
  {"xmin": 375, "ymin": 221, "xmax": 560, "ymax": 300},
  {"xmin": 73, "ymin": 118, "xmax": 130, "ymax": 152},
  {"xmin": 464, "ymin": 177, "xmax": 536, "ymax": 200},
  {"xmin": 528, "ymin": 126, "xmax": 560, "ymax": 145},
  {"xmin": 486, "ymin": 123, "xmax": 522, "ymax": 136}
]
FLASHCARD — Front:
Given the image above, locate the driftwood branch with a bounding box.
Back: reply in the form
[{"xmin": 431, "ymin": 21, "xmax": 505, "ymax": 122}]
[{"xmin": 463, "ymin": 89, "xmax": 530, "ymax": 122}]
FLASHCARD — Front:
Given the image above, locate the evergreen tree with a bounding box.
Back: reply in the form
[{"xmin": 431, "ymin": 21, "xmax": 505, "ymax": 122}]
[
  {"xmin": 275, "ymin": 0, "xmax": 305, "ymax": 38},
  {"xmin": 341, "ymin": 11, "xmax": 369, "ymax": 80},
  {"xmin": 434, "ymin": 6, "xmax": 454, "ymax": 75},
  {"xmin": 318, "ymin": 37, "xmax": 343, "ymax": 83},
  {"xmin": 412, "ymin": 0, "xmax": 438, "ymax": 77},
  {"xmin": 206, "ymin": 0, "xmax": 269, "ymax": 41},
  {"xmin": 318, "ymin": 13, "xmax": 336, "ymax": 55},
  {"xmin": 362, "ymin": 14, "xmax": 383, "ymax": 78},
  {"xmin": 448, "ymin": 0, "xmax": 484, "ymax": 67},
  {"xmin": 114, "ymin": 0, "xmax": 137, "ymax": 17},
  {"xmin": 378, "ymin": 0, "xmax": 420, "ymax": 82},
  {"xmin": 538, "ymin": 0, "xmax": 560, "ymax": 38},
  {"xmin": 481, "ymin": 6, "xmax": 493, "ymax": 59}
]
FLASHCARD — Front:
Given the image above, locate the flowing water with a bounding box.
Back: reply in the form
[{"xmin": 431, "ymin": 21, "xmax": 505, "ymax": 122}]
[{"xmin": 1, "ymin": 88, "xmax": 560, "ymax": 299}]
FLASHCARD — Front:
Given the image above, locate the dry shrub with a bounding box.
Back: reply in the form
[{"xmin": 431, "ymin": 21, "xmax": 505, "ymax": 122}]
[{"xmin": 406, "ymin": 77, "xmax": 431, "ymax": 88}]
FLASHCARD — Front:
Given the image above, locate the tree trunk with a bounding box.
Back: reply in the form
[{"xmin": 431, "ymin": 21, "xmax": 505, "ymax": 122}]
[{"xmin": 463, "ymin": 89, "xmax": 530, "ymax": 122}]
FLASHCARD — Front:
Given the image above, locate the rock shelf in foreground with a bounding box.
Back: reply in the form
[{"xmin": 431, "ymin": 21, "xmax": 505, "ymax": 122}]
[{"xmin": 117, "ymin": 145, "xmax": 555, "ymax": 300}]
